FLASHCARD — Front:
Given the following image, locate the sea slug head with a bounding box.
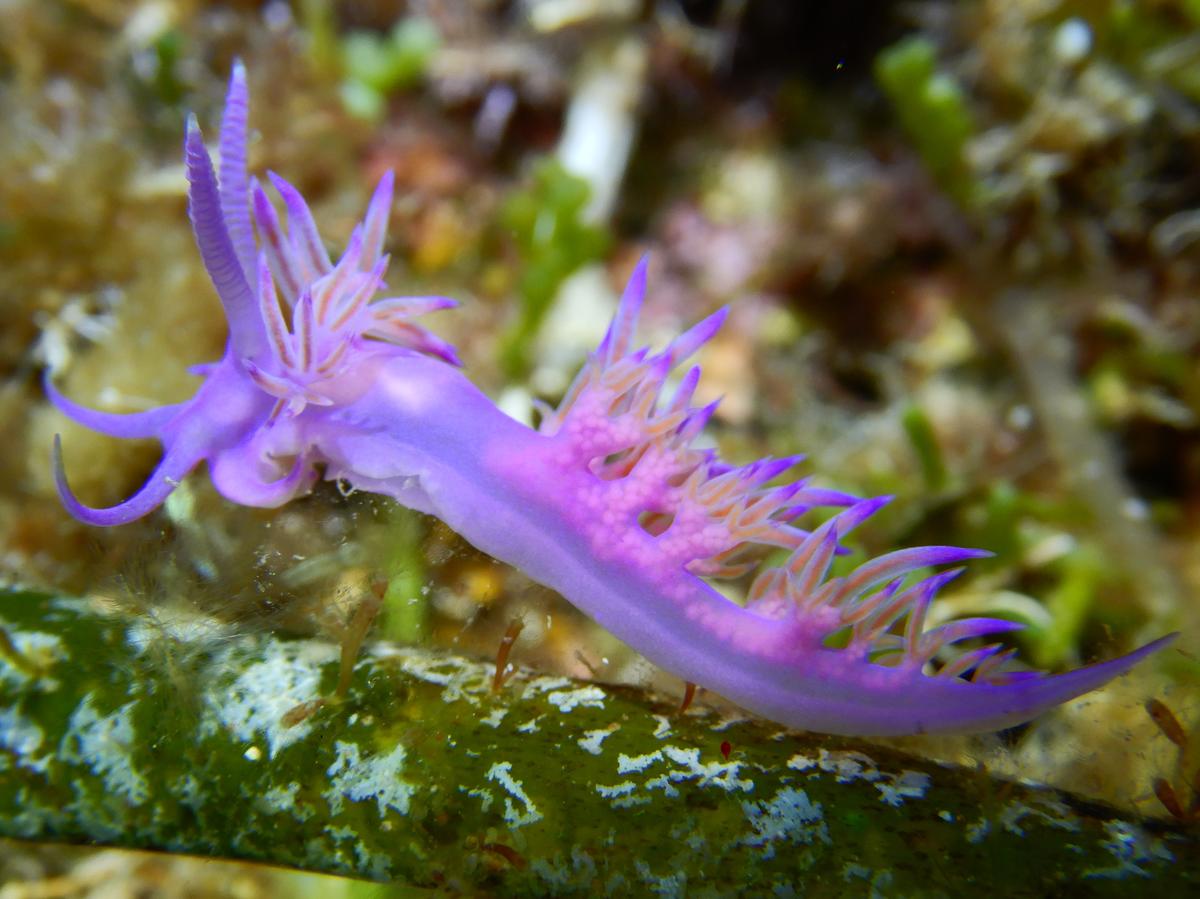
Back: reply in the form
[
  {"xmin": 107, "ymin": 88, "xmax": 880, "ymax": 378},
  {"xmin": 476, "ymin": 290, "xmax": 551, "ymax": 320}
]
[{"xmin": 49, "ymin": 61, "xmax": 461, "ymax": 524}]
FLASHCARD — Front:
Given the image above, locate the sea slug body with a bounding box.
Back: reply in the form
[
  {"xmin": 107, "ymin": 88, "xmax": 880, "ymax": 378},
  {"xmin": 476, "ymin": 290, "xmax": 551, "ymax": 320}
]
[{"xmin": 49, "ymin": 63, "xmax": 1174, "ymax": 736}]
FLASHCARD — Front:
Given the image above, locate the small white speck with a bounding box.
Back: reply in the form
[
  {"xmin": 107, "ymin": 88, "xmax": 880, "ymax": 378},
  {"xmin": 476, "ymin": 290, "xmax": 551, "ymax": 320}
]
[
  {"xmin": 596, "ymin": 781, "xmax": 637, "ymax": 799},
  {"xmin": 244, "ymin": 746, "xmax": 262, "ymax": 761},
  {"xmin": 578, "ymin": 725, "xmax": 619, "ymax": 755},
  {"xmin": 645, "ymin": 773, "xmax": 679, "ymax": 798},
  {"xmin": 816, "ymin": 749, "xmax": 880, "ymax": 784},
  {"xmin": 966, "ymin": 817, "xmax": 990, "ymax": 844},
  {"xmin": 516, "ymin": 715, "xmax": 543, "ymax": 733},
  {"xmin": 0, "ymin": 709, "xmax": 49, "ymax": 773},
  {"xmin": 258, "ymin": 782, "xmax": 307, "ymax": 819},
  {"xmin": 546, "ymin": 685, "xmax": 607, "ymax": 713},
  {"xmin": 1054, "ymin": 17, "xmax": 1092, "ymax": 64},
  {"xmin": 787, "ymin": 753, "xmax": 817, "ymax": 772},
  {"xmin": 843, "ymin": 862, "xmax": 871, "ymax": 881},
  {"xmin": 618, "ymin": 750, "xmax": 663, "ymax": 775},
  {"xmin": 634, "ymin": 860, "xmax": 687, "ymax": 896},
  {"xmin": 709, "ymin": 715, "xmax": 749, "ymax": 732},
  {"xmin": 1007, "ymin": 404, "xmax": 1033, "ymax": 430},
  {"xmin": 1086, "ymin": 820, "xmax": 1174, "ymax": 879},
  {"xmin": 661, "ymin": 745, "xmax": 754, "ymax": 793},
  {"xmin": 62, "ymin": 696, "xmax": 148, "ymax": 805},
  {"xmin": 461, "ymin": 785, "xmax": 494, "ymax": 812},
  {"xmin": 525, "ymin": 675, "xmax": 574, "ymax": 694},
  {"xmin": 325, "ymin": 740, "xmax": 416, "ymax": 818},
  {"xmin": 486, "ymin": 761, "xmax": 542, "ymax": 827},
  {"xmin": 875, "ymin": 770, "xmax": 930, "ymax": 807},
  {"xmin": 740, "ymin": 787, "xmax": 830, "ymax": 858},
  {"xmin": 0, "ymin": 627, "xmax": 63, "ymax": 690},
  {"xmin": 1121, "ymin": 497, "xmax": 1148, "ymax": 521}
]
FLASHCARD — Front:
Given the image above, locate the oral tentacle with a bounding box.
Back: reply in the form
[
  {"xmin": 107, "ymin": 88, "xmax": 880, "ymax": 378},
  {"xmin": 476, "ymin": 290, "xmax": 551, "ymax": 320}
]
[
  {"xmin": 52, "ymin": 433, "xmax": 207, "ymax": 527},
  {"xmin": 217, "ymin": 59, "xmax": 256, "ymax": 285},
  {"xmin": 184, "ymin": 116, "xmax": 264, "ymax": 361},
  {"xmin": 44, "ymin": 374, "xmax": 184, "ymax": 439}
]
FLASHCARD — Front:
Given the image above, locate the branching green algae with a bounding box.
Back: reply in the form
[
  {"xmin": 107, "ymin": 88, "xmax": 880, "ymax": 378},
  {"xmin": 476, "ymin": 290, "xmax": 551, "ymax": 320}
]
[{"xmin": 1, "ymin": 588, "xmax": 1194, "ymax": 896}]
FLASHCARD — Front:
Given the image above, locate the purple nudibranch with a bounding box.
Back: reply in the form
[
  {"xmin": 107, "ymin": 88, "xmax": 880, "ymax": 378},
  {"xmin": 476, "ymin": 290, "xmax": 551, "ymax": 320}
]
[{"xmin": 49, "ymin": 64, "xmax": 1174, "ymax": 736}]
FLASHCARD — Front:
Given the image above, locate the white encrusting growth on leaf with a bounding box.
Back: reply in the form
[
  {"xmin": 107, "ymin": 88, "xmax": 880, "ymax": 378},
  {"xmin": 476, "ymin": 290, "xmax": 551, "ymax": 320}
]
[{"xmin": 325, "ymin": 740, "xmax": 416, "ymax": 818}]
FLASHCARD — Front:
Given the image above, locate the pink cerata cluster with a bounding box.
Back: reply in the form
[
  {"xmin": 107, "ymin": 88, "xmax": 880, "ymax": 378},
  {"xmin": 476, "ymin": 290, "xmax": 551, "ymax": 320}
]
[{"xmin": 49, "ymin": 64, "xmax": 1174, "ymax": 736}]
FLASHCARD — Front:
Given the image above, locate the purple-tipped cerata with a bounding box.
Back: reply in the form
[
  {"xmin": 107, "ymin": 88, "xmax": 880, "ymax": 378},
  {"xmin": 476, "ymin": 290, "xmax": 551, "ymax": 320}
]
[{"xmin": 49, "ymin": 64, "xmax": 1175, "ymax": 735}]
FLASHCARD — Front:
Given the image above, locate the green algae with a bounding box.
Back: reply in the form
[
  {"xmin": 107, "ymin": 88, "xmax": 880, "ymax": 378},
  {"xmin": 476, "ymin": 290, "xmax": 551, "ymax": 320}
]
[
  {"xmin": 340, "ymin": 17, "xmax": 440, "ymax": 121},
  {"xmin": 497, "ymin": 158, "xmax": 611, "ymax": 378},
  {"xmin": 900, "ymin": 403, "xmax": 948, "ymax": 493},
  {"xmin": 875, "ymin": 36, "xmax": 975, "ymax": 205}
]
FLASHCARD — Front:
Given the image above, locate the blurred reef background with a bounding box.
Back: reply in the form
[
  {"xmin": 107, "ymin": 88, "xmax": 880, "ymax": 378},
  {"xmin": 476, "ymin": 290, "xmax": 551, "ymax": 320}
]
[{"xmin": 1, "ymin": 0, "xmax": 1199, "ymax": 894}]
